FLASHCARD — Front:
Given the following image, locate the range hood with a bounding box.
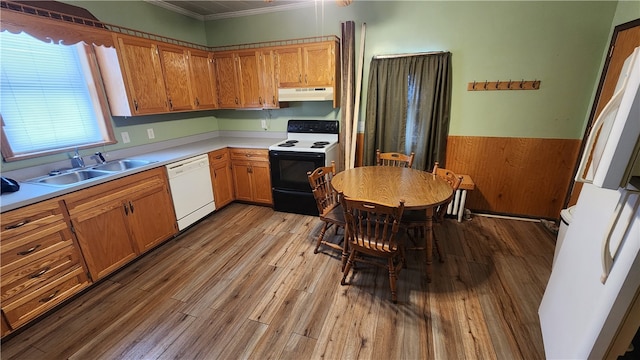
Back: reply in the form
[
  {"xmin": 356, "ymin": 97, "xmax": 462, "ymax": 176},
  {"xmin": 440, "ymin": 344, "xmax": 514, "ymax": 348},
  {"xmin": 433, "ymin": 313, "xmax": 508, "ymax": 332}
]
[{"xmin": 278, "ymin": 87, "xmax": 334, "ymax": 102}]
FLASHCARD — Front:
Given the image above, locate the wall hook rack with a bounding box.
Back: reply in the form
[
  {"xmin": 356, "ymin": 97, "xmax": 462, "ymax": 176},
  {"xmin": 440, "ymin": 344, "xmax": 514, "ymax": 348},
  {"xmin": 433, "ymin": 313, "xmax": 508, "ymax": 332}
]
[{"xmin": 467, "ymin": 79, "xmax": 541, "ymax": 91}]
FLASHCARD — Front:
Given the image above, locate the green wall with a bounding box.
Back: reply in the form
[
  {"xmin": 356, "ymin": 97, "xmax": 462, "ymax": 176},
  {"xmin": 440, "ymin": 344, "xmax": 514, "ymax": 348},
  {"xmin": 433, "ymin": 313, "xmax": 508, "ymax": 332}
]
[
  {"xmin": 206, "ymin": 1, "xmax": 618, "ymax": 139},
  {"xmin": 68, "ymin": 0, "xmax": 207, "ymax": 44},
  {"xmin": 1, "ymin": 1, "xmax": 629, "ymax": 171}
]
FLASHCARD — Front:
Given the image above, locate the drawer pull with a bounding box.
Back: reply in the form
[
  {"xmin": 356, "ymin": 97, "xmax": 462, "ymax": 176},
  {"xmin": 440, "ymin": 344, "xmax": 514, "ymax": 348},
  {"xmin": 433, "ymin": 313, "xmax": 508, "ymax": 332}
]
[
  {"xmin": 129, "ymin": 201, "xmax": 134, "ymax": 214},
  {"xmin": 17, "ymin": 244, "xmax": 41, "ymax": 256},
  {"xmin": 5, "ymin": 220, "xmax": 29, "ymax": 230},
  {"xmin": 215, "ymin": 155, "xmax": 223, "ymax": 160},
  {"xmin": 124, "ymin": 203, "xmax": 129, "ymax": 215},
  {"xmin": 29, "ymin": 267, "xmax": 50, "ymax": 279},
  {"xmin": 39, "ymin": 290, "xmax": 59, "ymax": 303}
]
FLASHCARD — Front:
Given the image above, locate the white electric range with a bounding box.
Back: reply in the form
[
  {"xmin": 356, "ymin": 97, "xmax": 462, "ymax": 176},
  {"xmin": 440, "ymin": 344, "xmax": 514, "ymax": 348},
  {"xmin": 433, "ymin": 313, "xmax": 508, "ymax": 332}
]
[{"xmin": 268, "ymin": 120, "xmax": 339, "ymax": 215}]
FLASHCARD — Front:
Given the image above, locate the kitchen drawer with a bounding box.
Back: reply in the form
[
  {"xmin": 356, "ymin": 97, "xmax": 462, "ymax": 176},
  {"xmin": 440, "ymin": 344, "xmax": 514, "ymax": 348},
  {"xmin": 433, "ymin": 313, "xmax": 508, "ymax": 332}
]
[
  {"xmin": 2, "ymin": 267, "xmax": 89, "ymax": 329},
  {"xmin": 229, "ymin": 148, "xmax": 269, "ymax": 161},
  {"xmin": 209, "ymin": 148, "xmax": 229, "ymax": 165},
  {"xmin": 1, "ymin": 223, "xmax": 70, "ymax": 270},
  {"xmin": 1, "ymin": 243, "xmax": 80, "ymax": 302},
  {"xmin": 1, "ymin": 198, "xmax": 65, "ymax": 240}
]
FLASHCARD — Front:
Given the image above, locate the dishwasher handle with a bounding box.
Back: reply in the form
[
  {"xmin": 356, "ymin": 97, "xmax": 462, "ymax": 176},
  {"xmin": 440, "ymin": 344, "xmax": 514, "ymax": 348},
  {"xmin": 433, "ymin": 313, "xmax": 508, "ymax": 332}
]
[{"xmin": 166, "ymin": 154, "xmax": 209, "ymax": 178}]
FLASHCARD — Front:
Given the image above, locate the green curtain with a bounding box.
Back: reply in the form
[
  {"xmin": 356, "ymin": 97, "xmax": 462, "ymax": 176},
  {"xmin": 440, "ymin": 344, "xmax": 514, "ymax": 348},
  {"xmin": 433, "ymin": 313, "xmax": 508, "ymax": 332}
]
[{"xmin": 364, "ymin": 52, "xmax": 452, "ymax": 170}]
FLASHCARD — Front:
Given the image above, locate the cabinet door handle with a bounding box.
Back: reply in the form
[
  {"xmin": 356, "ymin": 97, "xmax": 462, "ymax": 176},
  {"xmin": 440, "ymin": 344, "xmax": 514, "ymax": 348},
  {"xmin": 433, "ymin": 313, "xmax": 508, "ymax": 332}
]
[
  {"xmin": 124, "ymin": 203, "xmax": 129, "ymax": 215},
  {"xmin": 129, "ymin": 201, "xmax": 134, "ymax": 214},
  {"xmin": 305, "ymin": 74, "xmax": 307, "ymax": 84},
  {"xmin": 259, "ymin": 96, "xmax": 263, "ymax": 105},
  {"xmin": 6, "ymin": 220, "xmax": 29, "ymax": 230},
  {"xmin": 17, "ymin": 244, "xmax": 41, "ymax": 256},
  {"xmin": 133, "ymin": 99, "xmax": 139, "ymax": 112},
  {"xmin": 298, "ymin": 74, "xmax": 302, "ymax": 83},
  {"xmin": 39, "ymin": 290, "xmax": 59, "ymax": 303},
  {"xmin": 169, "ymin": 99, "xmax": 173, "ymax": 110},
  {"xmin": 272, "ymin": 96, "xmax": 275, "ymax": 105},
  {"xmin": 30, "ymin": 267, "xmax": 50, "ymax": 279},
  {"xmin": 235, "ymin": 97, "xmax": 239, "ymax": 105}
]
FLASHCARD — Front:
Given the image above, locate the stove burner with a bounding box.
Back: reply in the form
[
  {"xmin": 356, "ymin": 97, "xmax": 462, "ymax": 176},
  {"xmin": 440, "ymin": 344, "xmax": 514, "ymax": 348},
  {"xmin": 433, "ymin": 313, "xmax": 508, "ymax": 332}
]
[
  {"xmin": 278, "ymin": 143, "xmax": 295, "ymax": 147},
  {"xmin": 285, "ymin": 140, "xmax": 299, "ymax": 144},
  {"xmin": 310, "ymin": 144, "xmax": 325, "ymax": 148},
  {"xmin": 313, "ymin": 141, "xmax": 329, "ymax": 145}
]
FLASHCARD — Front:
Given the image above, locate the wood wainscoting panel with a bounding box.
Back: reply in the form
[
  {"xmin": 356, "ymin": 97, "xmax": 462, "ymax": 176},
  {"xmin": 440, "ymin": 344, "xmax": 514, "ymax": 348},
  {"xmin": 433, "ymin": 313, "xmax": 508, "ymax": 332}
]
[{"xmin": 445, "ymin": 136, "xmax": 582, "ymax": 219}]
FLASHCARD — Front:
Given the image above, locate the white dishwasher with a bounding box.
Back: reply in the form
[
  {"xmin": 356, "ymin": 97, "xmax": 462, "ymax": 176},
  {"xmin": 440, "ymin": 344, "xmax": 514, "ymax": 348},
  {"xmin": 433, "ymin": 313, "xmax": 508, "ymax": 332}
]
[{"xmin": 166, "ymin": 154, "xmax": 215, "ymax": 230}]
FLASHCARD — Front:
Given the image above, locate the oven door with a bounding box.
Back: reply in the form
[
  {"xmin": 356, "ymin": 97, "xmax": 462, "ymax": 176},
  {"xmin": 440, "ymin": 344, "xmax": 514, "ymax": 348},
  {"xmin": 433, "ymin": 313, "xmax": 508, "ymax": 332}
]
[{"xmin": 269, "ymin": 150, "xmax": 326, "ymax": 191}]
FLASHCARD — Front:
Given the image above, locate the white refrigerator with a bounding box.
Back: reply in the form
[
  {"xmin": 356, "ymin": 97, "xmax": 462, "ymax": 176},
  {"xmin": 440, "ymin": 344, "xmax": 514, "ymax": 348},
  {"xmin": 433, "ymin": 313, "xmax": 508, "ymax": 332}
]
[{"xmin": 538, "ymin": 47, "xmax": 640, "ymax": 359}]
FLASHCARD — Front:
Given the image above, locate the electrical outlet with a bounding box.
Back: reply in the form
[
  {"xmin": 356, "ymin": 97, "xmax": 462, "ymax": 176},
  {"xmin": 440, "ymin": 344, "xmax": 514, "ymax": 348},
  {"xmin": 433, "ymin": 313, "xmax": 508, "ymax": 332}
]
[
  {"xmin": 147, "ymin": 128, "xmax": 155, "ymax": 139},
  {"xmin": 261, "ymin": 119, "xmax": 267, "ymax": 129},
  {"xmin": 121, "ymin": 132, "xmax": 130, "ymax": 143}
]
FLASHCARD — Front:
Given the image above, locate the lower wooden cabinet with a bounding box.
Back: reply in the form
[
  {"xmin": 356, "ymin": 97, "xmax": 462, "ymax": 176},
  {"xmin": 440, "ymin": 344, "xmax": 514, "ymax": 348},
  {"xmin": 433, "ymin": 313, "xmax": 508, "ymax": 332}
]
[
  {"xmin": 230, "ymin": 148, "xmax": 273, "ymax": 205},
  {"xmin": 209, "ymin": 149, "xmax": 234, "ymax": 209},
  {"xmin": 0, "ymin": 197, "xmax": 90, "ymax": 333},
  {"xmin": 64, "ymin": 167, "xmax": 178, "ymax": 281},
  {"xmin": 2, "ymin": 267, "xmax": 88, "ymax": 329}
]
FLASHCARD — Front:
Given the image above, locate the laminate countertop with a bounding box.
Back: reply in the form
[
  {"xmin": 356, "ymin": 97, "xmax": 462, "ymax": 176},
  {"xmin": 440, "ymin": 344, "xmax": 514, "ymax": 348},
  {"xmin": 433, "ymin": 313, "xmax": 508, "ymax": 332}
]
[{"xmin": 0, "ymin": 135, "xmax": 282, "ymax": 213}]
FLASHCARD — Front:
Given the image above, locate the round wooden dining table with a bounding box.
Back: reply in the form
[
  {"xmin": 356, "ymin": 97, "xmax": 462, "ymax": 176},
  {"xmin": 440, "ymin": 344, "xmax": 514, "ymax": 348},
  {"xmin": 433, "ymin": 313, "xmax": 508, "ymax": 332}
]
[{"xmin": 332, "ymin": 166, "xmax": 454, "ymax": 281}]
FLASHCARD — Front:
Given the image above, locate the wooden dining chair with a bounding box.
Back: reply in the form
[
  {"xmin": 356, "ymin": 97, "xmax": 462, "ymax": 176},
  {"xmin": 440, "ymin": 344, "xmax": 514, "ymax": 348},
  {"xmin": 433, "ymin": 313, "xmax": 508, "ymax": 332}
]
[
  {"xmin": 401, "ymin": 162, "xmax": 462, "ymax": 262},
  {"xmin": 375, "ymin": 149, "xmax": 415, "ymax": 168},
  {"xmin": 341, "ymin": 196, "xmax": 406, "ymax": 303},
  {"xmin": 307, "ymin": 161, "xmax": 347, "ymax": 265}
]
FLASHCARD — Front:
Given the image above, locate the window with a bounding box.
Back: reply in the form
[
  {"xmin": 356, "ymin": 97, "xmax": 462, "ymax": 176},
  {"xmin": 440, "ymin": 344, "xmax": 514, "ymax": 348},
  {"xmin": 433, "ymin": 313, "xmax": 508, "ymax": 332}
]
[
  {"xmin": 0, "ymin": 30, "xmax": 115, "ymax": 161},
  {"xmin": 363, "ymin": 53, "xmax": 452, "ymax": 170}
]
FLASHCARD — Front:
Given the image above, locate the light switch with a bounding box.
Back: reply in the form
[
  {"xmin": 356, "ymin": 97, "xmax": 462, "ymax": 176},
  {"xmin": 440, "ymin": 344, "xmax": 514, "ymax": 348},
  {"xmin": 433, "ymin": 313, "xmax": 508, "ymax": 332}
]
[
  {"xmin": 121, "ymin": 132, "xmax": 130, "ymax": 143},
  {"xmin": 147, "ymin": 128, "xmax": 155, "ymax": 139}
]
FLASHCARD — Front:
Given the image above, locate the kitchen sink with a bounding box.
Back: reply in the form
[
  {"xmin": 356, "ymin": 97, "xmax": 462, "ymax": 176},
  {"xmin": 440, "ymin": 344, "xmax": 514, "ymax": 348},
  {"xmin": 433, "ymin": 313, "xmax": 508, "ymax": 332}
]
[
  {"xmin": 92, "ymin": 159, "xmax": 155, "ymax": 172},
  {"xmin": 26, "ymin": 158, "xmax": 157, "ymax": 187},
  {"xmin": 28, "ymin": 169, "xmax": 113, "ymax": 187}
]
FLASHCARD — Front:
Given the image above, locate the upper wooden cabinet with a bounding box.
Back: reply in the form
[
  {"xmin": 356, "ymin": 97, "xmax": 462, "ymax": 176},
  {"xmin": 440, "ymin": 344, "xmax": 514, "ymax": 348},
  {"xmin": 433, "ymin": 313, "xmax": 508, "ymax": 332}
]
[
  {"xmin": 275, "ymin": 46, "xmax": 303, "ymax": 88},
  {"xmin": 275, "ymin": 41, "xmax": 338, "ymax": 88},
  {"xmin": 189, "ymin": 49, "xmax": 219, "ymax": 110},
  {"xmin": 236, "ymin": 50, "xmax": 262, "ymax": 108},
  {"xmin": 111, "ymin": 34, "xmax": 170, "ymax": 115},
  {"xmin": 95, "ymin": 32, "xmax": 340, "ymax": 114},
  {"xmin": 157, "ymin": 44, "xmax": 193, "ymax": 112},
  {"xmin": 258, "ymin": 49, "xmax": 278, "ymax": 109},
  {"xmin": 96, "ymin": 34, "xmax": 216, "ymax": 116},
  {"xmin": 214, "ymin": 50, "xmax": 270, "ymax": 109},
  {"xmin": 214, "ymin": 51, "xmax": 241, "ymax": 109}
]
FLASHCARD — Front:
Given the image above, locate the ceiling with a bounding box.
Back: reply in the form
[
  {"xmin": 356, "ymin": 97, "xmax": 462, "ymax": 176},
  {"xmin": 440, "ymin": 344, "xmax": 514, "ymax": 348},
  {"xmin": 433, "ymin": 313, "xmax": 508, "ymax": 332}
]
[{"xmin": 147, "ymin": 0, "xmax": 320, "ymax": 20}]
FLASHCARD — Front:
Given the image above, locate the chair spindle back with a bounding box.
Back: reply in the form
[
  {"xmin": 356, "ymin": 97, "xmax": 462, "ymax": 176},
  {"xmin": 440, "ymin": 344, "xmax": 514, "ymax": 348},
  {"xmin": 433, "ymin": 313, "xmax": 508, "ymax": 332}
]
[{"xmin": 376, "ymin": 149, "xmax": 415, "ymax": 168}]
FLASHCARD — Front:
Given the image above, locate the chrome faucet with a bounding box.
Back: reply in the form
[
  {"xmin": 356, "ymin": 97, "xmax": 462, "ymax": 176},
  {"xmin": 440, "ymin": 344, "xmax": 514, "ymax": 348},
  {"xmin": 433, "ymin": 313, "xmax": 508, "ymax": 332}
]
[
  {"xmin": 95, "ymin": 152, "xmax": 107, "ymax": 164},
  {"xmin": 70, "ymin": 148, "xmax": 85, "ymax": 168}
]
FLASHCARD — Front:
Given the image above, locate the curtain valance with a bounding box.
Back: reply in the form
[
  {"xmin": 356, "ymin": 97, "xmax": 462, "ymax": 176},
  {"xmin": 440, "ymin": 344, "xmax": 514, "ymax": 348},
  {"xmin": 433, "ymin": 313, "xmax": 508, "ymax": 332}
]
[{"xmin": 0, "ymin": 3, "xmax": 114, "ymax": 47}]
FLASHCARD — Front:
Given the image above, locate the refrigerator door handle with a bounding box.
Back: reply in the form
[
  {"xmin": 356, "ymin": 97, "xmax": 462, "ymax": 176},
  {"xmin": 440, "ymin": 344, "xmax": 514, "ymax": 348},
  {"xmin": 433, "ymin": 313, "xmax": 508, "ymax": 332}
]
[
  {"xmin": 601, "ymin": 189, "xmax": 640, "ymax": 283},
  {"xmin": 575, "ymin": 84, "xmax": 626, "ymax": 184}
]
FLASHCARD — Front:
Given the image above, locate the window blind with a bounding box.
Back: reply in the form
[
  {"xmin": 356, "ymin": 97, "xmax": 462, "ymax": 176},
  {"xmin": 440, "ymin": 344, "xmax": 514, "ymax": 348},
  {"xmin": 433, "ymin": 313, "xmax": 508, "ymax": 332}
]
[{"xmin": 0, "ymin": 31, "xmax": 104, "ymax": 155}]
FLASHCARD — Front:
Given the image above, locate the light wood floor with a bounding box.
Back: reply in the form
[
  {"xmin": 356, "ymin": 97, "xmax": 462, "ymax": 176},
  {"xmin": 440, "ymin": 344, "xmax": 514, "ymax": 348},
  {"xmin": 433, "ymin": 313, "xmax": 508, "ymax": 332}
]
[{"xmin": 1, "ymin": 203, "xmax": 556, "ymax": 359}]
